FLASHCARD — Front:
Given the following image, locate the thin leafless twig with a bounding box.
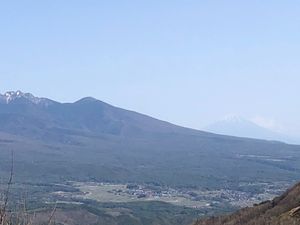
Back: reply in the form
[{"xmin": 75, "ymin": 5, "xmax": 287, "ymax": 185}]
[
  {"xmin": 0, "ymin": 151, "xmax": 14, "ymax": 224},
  {"xmin": 47, "ymin": 203, "xmax": 57, "ymax": 225}
]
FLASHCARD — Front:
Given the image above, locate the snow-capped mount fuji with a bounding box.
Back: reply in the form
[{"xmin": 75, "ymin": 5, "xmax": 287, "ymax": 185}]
[
  {"xmin": 0, "ymin": 90, "xmax": 55, "ymax": 106},
  {"xmin": 204, "ymin": 115, "xmax": 297, "ymax": 144}
]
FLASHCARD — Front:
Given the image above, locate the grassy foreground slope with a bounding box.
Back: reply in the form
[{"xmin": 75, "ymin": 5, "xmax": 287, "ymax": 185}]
[{"xmin": 194, "ymin": 181, "xmax": 300, "ymax": 225}]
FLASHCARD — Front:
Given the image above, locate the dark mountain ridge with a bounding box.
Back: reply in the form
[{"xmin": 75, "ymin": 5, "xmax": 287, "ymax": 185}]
[
  {"xmin": 0, "ymin": 91, "xmax": 299, "ymax": 190},
  {"xmin": 0, "ymin": 91, "xmax": 205, "ymax": 139}
]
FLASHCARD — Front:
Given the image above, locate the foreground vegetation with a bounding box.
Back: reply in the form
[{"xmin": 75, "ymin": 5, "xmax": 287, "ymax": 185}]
[{"xmin": 194, "ymin": 182, "xmax": 300, "ymax": 225}]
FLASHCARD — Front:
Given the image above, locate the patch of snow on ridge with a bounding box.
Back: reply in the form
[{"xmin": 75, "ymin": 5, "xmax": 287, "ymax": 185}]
[{"xmin": 0, "ymin": 90, "xmax": 54, "ymax": 106}]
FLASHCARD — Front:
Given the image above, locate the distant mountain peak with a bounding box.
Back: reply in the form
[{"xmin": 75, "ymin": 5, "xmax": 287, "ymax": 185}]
[
  {"xmin": 75, "ymin": 97, "xmax": 98, "ymax": 103},
  {"xmin": 204, "ymin": 116, "xmax": 299, "ymax": 143},
  {"xmin": 0, "ymin": 90, "xmax": 55, "ymax": 106},
  {"xmin": 222, "ymin": 115, "xmax": 249, "ymax": 123}
]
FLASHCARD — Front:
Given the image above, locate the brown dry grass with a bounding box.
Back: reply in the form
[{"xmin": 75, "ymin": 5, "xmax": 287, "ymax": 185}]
[{"xmin": 194, "ymin": 182, "xmax": 300, "ymax": 225}]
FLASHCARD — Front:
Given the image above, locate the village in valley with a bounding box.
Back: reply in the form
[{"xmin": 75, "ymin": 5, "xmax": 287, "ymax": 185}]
[{"xmin": 52, "ymin": 181, "xmax": 290, "ymax": 209}]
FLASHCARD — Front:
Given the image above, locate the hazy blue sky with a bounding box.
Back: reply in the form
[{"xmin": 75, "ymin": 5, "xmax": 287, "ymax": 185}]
[{"xmin": 0, "ymin": 1, "xmax": 299, "ymax": 135}]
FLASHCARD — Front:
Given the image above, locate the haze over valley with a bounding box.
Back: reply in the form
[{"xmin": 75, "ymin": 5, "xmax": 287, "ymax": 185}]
[{"xmin": 0, "ymin": 91, "xmax": 299, "ymax": 224}]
